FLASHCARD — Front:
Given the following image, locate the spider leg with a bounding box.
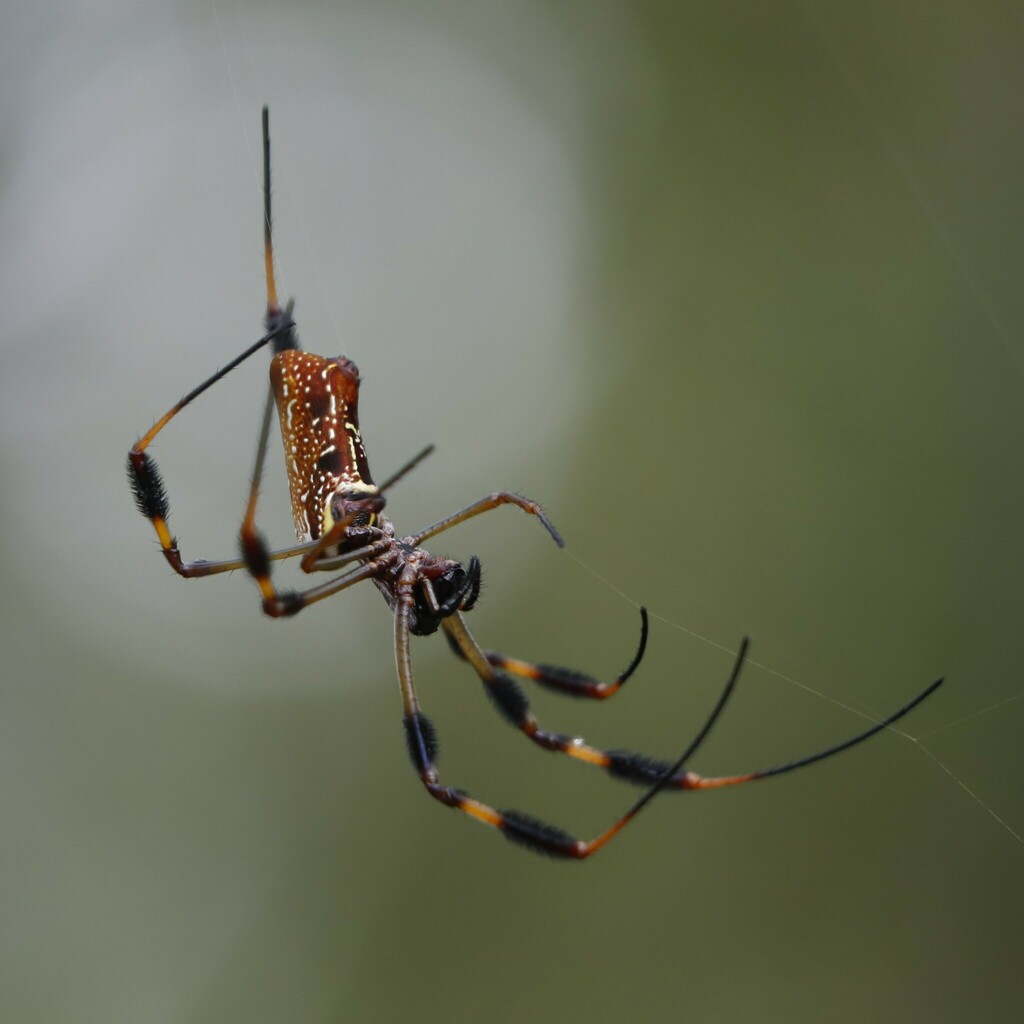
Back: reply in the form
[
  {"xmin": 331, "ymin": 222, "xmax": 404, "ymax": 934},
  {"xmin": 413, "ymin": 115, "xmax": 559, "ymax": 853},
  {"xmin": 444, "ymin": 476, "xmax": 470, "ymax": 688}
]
[
  {"xmin": 410, "ymin": 492, "xmax": 564, "ymax": 548},
  {"xmin": 443, "ymin": 611, "xmax": 671, "ymax": 773},
  {"xmin": 127, "ymin": 316, "xmax": 301, "ymax": 577},
  {"xmin": 296, "ymin": 512, "xmax": 372, "ymax": 573},
  {"xmin": 442, "ymin": 613, "xmax": 943, "ymax": 791},
  {"xmin": 311, "ymin": 538, "xmax": 393, "ymax": 573},
  {"xmin": 129, "ymin": 111, "xmax": 300, "ymax": 581},
  {"xmin": 240, "ymin": 527, "xmax": 392, "ymax": 617},
  {"xmin": 399, "ymin": 597, "xmax": 748, "ymax": 859},
  {"xmin": 443, "ymin": 607, "xmax": 648, "ymax": 699},
  {"xmin": 671, "ymin": 676, "xmax": 943, "ymax": 789}
]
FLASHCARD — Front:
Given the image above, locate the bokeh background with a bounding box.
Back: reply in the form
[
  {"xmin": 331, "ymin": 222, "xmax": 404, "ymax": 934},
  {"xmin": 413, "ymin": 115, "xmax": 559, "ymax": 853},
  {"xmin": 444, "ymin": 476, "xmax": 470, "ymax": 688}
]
[{"xmin": 2, "ymin": 2, "xmax": 1022, "ymax": 1021}]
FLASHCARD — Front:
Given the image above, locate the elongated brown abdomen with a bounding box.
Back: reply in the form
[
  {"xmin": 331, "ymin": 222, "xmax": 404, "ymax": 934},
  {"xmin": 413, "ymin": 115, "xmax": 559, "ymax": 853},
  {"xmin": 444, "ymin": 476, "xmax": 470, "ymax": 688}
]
[{"xmin": 270, "ymin": 349, "xmax": 375, "ymax": 541}]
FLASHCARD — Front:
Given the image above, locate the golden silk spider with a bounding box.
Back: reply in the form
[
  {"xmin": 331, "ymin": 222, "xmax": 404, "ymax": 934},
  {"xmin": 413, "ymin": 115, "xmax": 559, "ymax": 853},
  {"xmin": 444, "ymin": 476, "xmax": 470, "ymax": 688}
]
[{"xmin": 127, "ymin": 108, "xmax": 943, "ymax": 859}]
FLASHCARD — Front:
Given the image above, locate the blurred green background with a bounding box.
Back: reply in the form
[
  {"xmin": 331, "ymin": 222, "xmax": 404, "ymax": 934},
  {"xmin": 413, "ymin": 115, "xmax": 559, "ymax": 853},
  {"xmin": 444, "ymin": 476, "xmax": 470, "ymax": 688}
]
[{"xmin": 2, "ymin": 2, "xmax": 1022, "ymax": 1021}]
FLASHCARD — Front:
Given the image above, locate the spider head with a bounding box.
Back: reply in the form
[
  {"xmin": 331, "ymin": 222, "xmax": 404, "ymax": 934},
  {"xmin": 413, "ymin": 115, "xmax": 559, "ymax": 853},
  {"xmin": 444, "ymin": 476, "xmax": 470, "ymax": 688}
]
[{"xmin": 409, "ymin": 555, "xmax": 482, "ymax": 636}]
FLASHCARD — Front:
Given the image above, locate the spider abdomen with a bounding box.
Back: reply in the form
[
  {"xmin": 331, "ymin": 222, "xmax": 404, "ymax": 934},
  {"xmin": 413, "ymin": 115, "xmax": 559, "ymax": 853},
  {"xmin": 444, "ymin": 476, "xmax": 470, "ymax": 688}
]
[{"xmin": 270, "ymin": 349, "xmax": 375, "ymax": 541}]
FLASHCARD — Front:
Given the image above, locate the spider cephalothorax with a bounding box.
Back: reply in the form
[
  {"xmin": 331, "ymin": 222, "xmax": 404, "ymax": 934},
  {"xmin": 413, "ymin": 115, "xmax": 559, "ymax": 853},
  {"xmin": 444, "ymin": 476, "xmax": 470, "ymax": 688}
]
[{"xmin": 126, "ymin": 106, "xmax": 943, "ymax": 859}]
